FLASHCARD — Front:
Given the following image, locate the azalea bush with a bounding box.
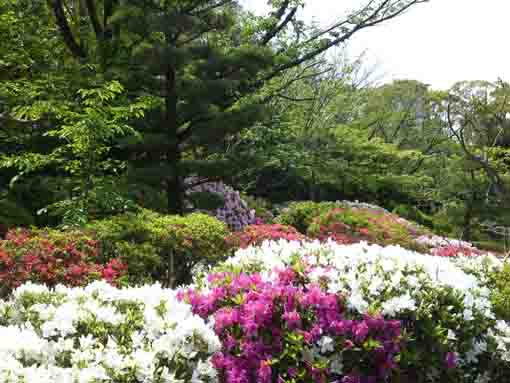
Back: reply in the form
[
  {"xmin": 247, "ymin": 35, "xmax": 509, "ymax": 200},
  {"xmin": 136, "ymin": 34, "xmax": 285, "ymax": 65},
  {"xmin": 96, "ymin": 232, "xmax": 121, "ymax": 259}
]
[
  {"xmin": 182, "ymin": 240, "xmax": 510, "ymax": 382},
  {"xmin": 225, "ymin": 224, "xmax": 306, "ymax": 250},
  {"xmin": 416, "ymin": 235, "xmax": 486, "ymax": 258},
  {"xmin": 308, "ymin": 207, "xmax": 428, "ymax": 252},
  {"xmin": 185, "ymin": 178, "xmax": 256, "ymax": 231},
  {"xmin": 0, "ymin": 229, "xmax": 126, "ymax": 296},
  {"xmin": 275, "ymin": 201, "xmax": 343, "ymax": 233},
  {"xmin": 0, "ymin": 281, "xmax": 220, "ymax": 382},
  {"xmin": 88, "ymin": 210, "xmax": 229, "ymax": 286}
]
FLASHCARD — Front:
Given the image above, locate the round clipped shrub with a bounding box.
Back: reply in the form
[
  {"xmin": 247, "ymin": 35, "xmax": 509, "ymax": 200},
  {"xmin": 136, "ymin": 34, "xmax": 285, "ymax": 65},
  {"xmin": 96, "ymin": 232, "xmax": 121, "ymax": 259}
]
[
  {"xmin": 185, "ymin": 178, "xmax": 256, "ymax": 231},
  {"xmin": 0, "ymin": 281, "xmax": 220, "ymax": 382},
  {"xmin": 225, "ymin": 224, "xmax": 306, "ymax": 250},
  {"xmin": 87, "ymin": 209, "xmax": 229, "ymax": 286},
  {"xmin": 0, "ymin": 228, "xmax": 126, "ymax": 296},
  {"xmin": 308, "ymin": 207, "xmax": 428, "ymax": 252},
  {"xmin": 275, "ymin": 201, "xmax": 343, "ymax": 233},
  {"xmin": 182, "ymin": 240, "xmax": 510, "ymax": 383}
]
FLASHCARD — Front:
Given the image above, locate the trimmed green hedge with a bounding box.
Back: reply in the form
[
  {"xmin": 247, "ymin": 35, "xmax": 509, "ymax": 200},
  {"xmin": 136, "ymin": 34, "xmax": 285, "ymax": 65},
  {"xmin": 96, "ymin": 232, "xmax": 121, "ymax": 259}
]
[{"xmin": 87, "ymin": 209, "xmax": 229, "ymax": 286}]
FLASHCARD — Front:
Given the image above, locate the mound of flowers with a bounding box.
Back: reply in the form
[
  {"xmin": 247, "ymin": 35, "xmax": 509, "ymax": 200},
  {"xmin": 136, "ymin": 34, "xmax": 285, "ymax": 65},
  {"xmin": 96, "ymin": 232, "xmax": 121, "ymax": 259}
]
[
  {"xmin": 181, "ymin": 240, "xmax": 510, "ymax": 382},
  {"xmin": 307, "ymin": 207, "xmax": 428, "ymax": 252},
  {"xmin": 0, "ymin": 281, "xmax": 220, "ymax": 382},
  {"xmin": 0, "ymin": 229, "xmax": 126, "ymax": 296},
  {"xmin": 416, "ymin": 235, "xmax": 485, "ymax": 258},
  {"xmin": 225, "ymin": 224, "xmax": 306, "ymax": 250}
]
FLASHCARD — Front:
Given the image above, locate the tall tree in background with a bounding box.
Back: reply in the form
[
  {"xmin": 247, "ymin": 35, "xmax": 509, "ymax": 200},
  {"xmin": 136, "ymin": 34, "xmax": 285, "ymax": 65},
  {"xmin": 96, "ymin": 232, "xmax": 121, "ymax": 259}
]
[{"xmin": 35, "ymin": 0, "xmax": 428, "ymax": 214}]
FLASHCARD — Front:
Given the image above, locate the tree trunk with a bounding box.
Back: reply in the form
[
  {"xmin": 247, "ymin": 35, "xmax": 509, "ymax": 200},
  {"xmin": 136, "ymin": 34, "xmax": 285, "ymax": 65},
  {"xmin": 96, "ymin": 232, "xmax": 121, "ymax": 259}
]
[
  {"xmin": 165, "ymin": 65, "xmax": 184, "ymax": 214},
  {"xmin": 461, "ymin": 202, "xmax": 473, "ymax": 242}
]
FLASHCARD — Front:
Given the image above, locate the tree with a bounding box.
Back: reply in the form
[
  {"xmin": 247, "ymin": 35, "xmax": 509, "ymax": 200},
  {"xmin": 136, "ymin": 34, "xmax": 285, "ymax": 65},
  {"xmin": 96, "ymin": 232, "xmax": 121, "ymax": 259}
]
[
  {"xmin": 445, "ymin": 80, "xmax": 510, "ymax": 197},
  {"xmin": 358, "ymin": 80, "xmax": 449, "ymax": 155},
  {"xmin": 39, "ymin": 0, "xmax": 429, "ymax": 214}
]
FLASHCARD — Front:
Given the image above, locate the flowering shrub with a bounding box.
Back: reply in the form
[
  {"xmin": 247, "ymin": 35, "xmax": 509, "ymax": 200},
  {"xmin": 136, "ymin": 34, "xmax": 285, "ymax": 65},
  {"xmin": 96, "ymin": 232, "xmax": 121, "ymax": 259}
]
[
  {"xmin": 186, "ymin": 178, "xmax": 256, "ymax": 231},
  {"xmin": 183, "ymin": 240, "xmax": 510, "ymax": 382},
  {"xmin": 181, "ymin": 272, "xmax": 402, "ymax": 382},
  {"xmin": 308, "ymin": 207, "xmax": 428, "ymax": 252},
  {"xmin": 0, "ymin": 281, "xmax": 220, "ymax": 382},
  {"xmin": 275, "ymin": 201, "xmax": 343, "ymax": 233},
  {"xmin": 432, "ymin": 245, "xmax": 483, "ymax": 258},
  {"xmin": 225, "ymin": 224, "xmax": 306, "ymax": 250},
  {"xmin": 416, "ymin": 235, "xmax": 486, "ymax": 258},
  {"xmin": 416, "ymin": 235, "xmax": 475, "ymax": 249},
  {"xmin": 0, "ymin": 229, "xmax": 126, "ymax": 296}
]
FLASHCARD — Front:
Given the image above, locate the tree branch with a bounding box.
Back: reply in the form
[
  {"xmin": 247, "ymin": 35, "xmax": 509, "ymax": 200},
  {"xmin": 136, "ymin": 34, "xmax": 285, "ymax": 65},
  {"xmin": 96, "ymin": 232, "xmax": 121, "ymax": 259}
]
[
  {"xmin": 85, "ymin": 0, "xmax": 103, "ymax": 40},
  {"xmin": 50, "ymin": 0, "xmax": 87, "ymax": 59},
  {"xmin": 263, "ymin": 0, "xmax": 427, "ymax": 83},
  {"xmin": 261, "ymin": 3, "xmax": 298, "ymax": 45}
]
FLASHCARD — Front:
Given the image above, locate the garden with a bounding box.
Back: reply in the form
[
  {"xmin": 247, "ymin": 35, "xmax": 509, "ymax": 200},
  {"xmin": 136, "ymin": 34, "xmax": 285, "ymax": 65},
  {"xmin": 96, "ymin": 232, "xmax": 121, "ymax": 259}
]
[
  {"xmin": 1, "ymin": 0, "xmax": 510, "ymax": 382},
  {"xmin": 2, "ymin": 192, "xmax": 510, "ymax": 382}
]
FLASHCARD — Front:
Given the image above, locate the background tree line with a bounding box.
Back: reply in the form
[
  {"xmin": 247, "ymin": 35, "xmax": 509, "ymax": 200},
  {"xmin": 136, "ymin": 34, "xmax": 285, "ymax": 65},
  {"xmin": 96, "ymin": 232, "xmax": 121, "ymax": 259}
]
[{"xmin": 1, "ymin": 0, "xmax": 509, "ymax": 250}]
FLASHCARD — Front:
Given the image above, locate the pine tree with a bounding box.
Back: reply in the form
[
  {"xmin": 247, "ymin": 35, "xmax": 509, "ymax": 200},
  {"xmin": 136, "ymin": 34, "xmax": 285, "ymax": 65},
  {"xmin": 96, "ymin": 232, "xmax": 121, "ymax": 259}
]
[{"xmin": 3, "ymin": 0, "xmax": 428, "ymax": 215}]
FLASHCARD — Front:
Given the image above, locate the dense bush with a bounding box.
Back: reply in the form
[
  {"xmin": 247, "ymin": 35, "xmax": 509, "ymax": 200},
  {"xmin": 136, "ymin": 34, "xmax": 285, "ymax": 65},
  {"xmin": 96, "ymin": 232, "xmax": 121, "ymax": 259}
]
[
  {"xmin": 241, "ymin": 194, "xmax": 274, "ymax": 224},
  {"xmin": 0, "ymin": 281, "xmax": 220, "ymax": 382},
  {"xmin": 275, "ymin": 201, "xmax": 343, "ymax": 233},
  {"xmin": 487, "ymin": 262, "xmax": 510, "ymax": 321},
  {"xmin": 308, "ymin": 207, "xmax": 428, "ymax": 252},
  {"xmin": 0, "ymin": 229, "xmax": 125, "ymax": 296},
  {"xmin": 225, "ymin": 224, "xmax": 305, "ymax": 250},
  {"xmin": 0, "ymin": 198, "xmax": 35, "ymax": 227},
  {"xmin": 183, "ymin": 240, "xmax": 510, "ymax": 383},
  {"xmin": 87, "ymin": 209, "xmax": 229, "ymax": 286}
]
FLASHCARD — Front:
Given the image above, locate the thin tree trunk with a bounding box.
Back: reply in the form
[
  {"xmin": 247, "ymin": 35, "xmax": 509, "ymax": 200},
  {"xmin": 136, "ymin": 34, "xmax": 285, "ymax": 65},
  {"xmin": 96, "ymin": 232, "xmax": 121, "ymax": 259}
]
[{"xmin": 165, "ymin": 64, "xmax": 184, "ymax": 214}]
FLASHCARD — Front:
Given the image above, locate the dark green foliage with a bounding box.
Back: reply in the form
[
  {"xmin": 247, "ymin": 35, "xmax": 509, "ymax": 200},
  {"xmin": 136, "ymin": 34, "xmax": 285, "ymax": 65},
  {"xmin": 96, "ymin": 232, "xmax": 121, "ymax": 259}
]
[
  {"xmin": 187, "ymin": 191, "xmax": 225, "ymax": 211},
  {"xmin": 393, "ymin": 204, "xmax": 434, "ymax": 229},
  {"xmin": 87, "ymin": 209, "xmax": 229, "ymax": 286},
  {"xmin": 0, "ymin": 198, "xmax": 35, "ymax": 227}
]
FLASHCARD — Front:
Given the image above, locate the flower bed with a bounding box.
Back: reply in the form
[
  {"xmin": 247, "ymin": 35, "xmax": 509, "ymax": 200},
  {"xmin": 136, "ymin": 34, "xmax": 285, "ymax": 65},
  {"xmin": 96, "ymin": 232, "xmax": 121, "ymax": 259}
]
[
  {"xmin": 225, "ymin": 224, "xmax": 306, "ymax": 250},
  {"xmin": 307, "ymin": 207, "xmax": 428, "ymax": 252},
  {"xmin": 0, "ymin": 281, "xmax": 220, "ymax": 382},
  {"xmin": 416, "ymin": 235, "xmax": 485, "ymax": 258},
  {"xmin": 182, "ymin": 240, "xmax": 510, "ymax": 382},
  {"xmin": 0, "ymin": 229, "xmax": 126, "ymax": 295}
]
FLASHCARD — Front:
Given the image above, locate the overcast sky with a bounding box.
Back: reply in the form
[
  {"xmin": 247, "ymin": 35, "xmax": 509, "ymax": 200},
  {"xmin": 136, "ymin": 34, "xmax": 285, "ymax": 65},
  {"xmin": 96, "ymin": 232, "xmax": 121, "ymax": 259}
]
[{"xmin": 243, "ymin": 0, "xmax": 510, "ymax": 90}]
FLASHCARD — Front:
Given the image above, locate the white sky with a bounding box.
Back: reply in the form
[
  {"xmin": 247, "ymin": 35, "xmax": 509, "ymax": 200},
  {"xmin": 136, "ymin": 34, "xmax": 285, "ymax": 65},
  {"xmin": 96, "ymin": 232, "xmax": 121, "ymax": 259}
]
[{"xmin": 243, "ymin": 0, "xmax": 510, "ymax": 90}]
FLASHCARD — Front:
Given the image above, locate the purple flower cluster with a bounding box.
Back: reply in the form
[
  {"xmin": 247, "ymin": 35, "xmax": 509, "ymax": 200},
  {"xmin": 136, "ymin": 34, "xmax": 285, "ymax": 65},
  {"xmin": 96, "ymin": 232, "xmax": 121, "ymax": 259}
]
[
  {"xmin": 179, "ymin": 268, "xmax": 402, "ymax": 383},
  {"xmin": 185, "ymin": 177, "xmax": 256, "ymax": 231}
]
